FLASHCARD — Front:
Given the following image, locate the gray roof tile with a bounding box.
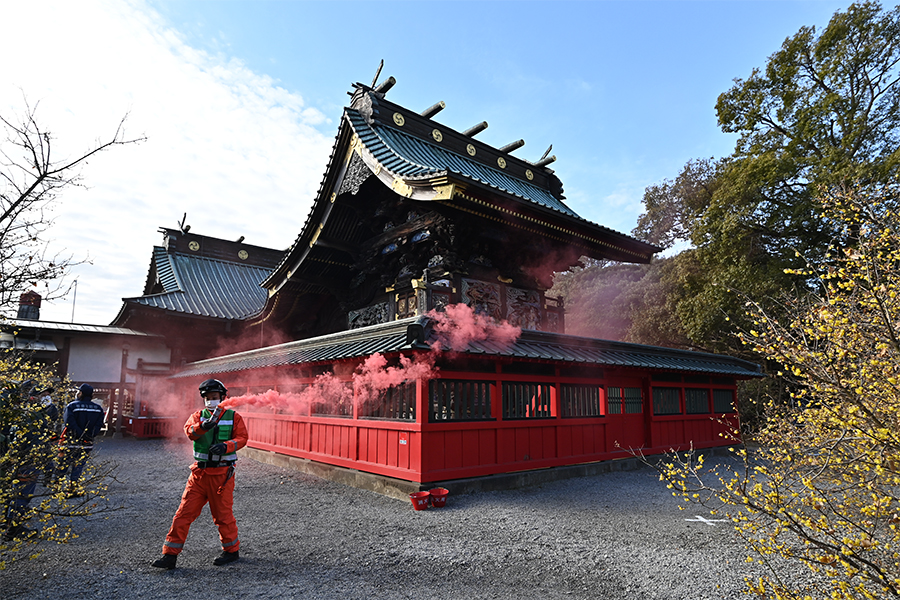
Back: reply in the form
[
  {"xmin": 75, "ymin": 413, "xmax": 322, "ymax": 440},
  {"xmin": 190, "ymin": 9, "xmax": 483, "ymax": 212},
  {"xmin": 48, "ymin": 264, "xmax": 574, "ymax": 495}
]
[
  {"xmin": 2, "ymin": 318, "xmax": 160, "ymax": 337},
  {"xmin": 173, "ymin": 317, "xmax": 762, "ymax": 379},
  {"xmin": 124, "ymin": 252, "xmax": 272, "ymax": 320},
  {"xmin": 347, "ymin": 109, "xmax": 580, "ymax": 219}
]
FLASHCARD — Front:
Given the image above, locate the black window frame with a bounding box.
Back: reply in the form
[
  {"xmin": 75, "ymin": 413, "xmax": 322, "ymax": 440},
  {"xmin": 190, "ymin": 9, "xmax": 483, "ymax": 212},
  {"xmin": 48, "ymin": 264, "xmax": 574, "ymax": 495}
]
[
  {"xmin": 713, "ymin": 389, "xmax": 736, "ymax": 414},
  {"xmin": 652, "ymin": 387, "xmax": 682, "ymax": 415},
  {"xmin": 560, "ymin": 384, "xmax": 603, "ymax": 418},
  {"xmin": 502, "ymin": 382, "xmax": 553, "ymax": 420},
  {"xmin": 607, "ymin": 386, "xmax": 643, "ymax": 414},
  {"xmin": 429, "ymin": 379, "xmax": 493, "ymax": 422},
  {"xmin": 684, "ymin": 388, "xmax": 711, "ymax": 414}
]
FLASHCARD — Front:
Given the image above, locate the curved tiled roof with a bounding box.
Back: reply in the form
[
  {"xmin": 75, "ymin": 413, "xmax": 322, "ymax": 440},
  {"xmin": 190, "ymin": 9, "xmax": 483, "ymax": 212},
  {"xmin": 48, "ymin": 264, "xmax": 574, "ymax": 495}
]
[
  {"xmin": 172, "ymin": 317, "xmax": 762, "ymax": 379},
  {"xmin": 347, "ymin": 109, "xmax": 580, "ymax": 218},
  {"xmin": 150, "ymin": 246, "xmax": 181, "ymax": 292},
  {"xmin": 263, "ymin": 89, "xmax": 660, "ymax": 292},
  {"xmin": 124, "ymin": 252, "xmax": 272, "ymax": 320}
]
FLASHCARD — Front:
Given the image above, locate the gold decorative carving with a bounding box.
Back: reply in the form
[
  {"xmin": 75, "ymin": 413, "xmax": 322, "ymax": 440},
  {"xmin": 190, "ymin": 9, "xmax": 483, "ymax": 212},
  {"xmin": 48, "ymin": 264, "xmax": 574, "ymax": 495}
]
[
  {"xmin": 466, "ymin": 144, "xmax": 476, "ymax": 156},
  {"xmin": 188, "ymin": 241, "xmax": 199, "ymax": 251},
  {"xmin": 330, "ymin": 192, "xmax": 336, "ymax": 203},
  {"xmin": 432, "ymin": 129, "xmax": 443, "ymax": 142},
  {"xmin": 525, "ymin": 169, "xmax": 534, "ymax": 180},
  {"xmin": 309, "ymin": 223, "xmax": 324, "ymax": 247},
  {"xmin": 497, "ymin": 157, "xmax": 507, "ymax": 169},
  {"xmin": 392, "ymin": 178, "xmax": 412, "ymax": 197},
  {"xmin": 497, "ymin": 275, "xmax": 513, "ymax": 283},
  {"xmin": 392, "ymin": 112, "xmax": 405, "ymax": 126},
  {"xmin": 238, "ymin": 250, "xmax": 249, "ymax": 260},
  {"xmin": 433, "ymin": 184, "xmax": 455, "ymax": 200}
]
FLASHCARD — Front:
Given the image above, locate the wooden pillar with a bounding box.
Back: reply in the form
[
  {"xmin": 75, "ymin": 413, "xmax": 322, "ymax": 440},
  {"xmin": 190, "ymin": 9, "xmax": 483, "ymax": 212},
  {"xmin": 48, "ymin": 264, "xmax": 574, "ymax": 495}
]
[{"xmin": 112, "ymin": 346, "xmax": 129, "ymax": 439}]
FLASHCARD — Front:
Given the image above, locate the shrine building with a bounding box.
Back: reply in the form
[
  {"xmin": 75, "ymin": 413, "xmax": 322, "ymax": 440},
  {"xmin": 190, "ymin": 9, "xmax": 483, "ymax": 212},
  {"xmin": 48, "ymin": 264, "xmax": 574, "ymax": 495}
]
[{"xmin": 135, "ymin": 77, "xmax": 761, "ymax": 492}]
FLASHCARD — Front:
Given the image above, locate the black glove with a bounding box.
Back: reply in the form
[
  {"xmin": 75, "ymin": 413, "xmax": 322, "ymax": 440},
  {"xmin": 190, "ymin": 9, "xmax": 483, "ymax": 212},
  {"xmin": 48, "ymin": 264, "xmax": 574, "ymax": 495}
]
[
  {"xmin": 200, "ymin": 405, "xmax": 225, "ymax": 430},
  {"xmin": 209, "ymin": 443, "xmax": 228, "ymax": 455}
]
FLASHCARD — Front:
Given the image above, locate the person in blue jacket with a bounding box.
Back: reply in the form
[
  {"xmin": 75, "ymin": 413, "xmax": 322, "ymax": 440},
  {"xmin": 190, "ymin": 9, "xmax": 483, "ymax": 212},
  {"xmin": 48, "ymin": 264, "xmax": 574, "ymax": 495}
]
[
  {"xmin": 2, "ymin": 382, "xmax": 59, "ymax": 540},
  {"xmin": 56, "ymin": 384, "xmax": 104, "ymax": 496}
]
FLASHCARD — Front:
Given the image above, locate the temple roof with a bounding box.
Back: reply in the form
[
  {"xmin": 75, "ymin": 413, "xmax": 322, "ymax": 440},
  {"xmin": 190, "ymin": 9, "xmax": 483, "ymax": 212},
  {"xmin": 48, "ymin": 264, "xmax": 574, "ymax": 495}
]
[
  {"xmin": 115, "ymin": 229, "xmax": 284, "ymax": 323},
  {"xmin": 172, "ymin": 316, "xmax": 762, "ymax": 380},
  {"xmin": 345, "ymin": 109, "xmax": 579, "ymax": 218},
  {"xmin": 263, "ymin": 82, "xmax": 660, "ymax": 294},
  {"xmin": 122, "ymin": 248, "xmax": 272, "ymax": 320}
]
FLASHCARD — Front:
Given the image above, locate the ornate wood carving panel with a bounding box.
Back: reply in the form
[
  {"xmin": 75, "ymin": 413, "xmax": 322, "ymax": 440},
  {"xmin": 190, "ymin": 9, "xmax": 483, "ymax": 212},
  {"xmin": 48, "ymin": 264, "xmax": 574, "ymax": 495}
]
[
  {"xmin": 506, "ymin": 287, "xmax": 542, "ymax": 330},
  {"xmin": 461, "ymin": 279, "xmax": 502, "ymax": 320},
  {"xmin": 348, "ymin": 302, "xmax": 390, "ymax": 329}
]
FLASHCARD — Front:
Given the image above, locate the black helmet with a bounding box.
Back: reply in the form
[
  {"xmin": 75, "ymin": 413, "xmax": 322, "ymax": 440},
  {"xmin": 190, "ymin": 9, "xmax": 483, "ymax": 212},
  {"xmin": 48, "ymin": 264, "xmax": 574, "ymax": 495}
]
[{"xmin": 199, "ymin": 379, "xmax": 227, "ymax": 396}]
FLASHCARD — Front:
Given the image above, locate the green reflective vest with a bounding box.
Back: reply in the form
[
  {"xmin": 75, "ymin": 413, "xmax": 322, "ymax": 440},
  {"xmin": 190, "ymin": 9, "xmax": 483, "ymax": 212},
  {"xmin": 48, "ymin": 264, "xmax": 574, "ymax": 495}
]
[{"xmin": 193, "ymin": 408, "xmax": 237, "ymax": 463}]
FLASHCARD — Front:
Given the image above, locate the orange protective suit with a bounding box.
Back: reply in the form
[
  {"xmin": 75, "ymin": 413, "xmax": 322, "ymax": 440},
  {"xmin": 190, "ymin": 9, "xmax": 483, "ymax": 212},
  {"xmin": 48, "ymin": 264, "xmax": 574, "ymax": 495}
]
[{"xmin": 161, "ymin": 409, "xmax": 248, "ymax": 557}]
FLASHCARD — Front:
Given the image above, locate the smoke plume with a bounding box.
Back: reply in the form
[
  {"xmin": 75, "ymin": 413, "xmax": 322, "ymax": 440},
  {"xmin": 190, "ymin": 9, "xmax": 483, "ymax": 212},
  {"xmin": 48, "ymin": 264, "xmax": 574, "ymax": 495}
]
[
  {"xmin": 217, "ymin": 303, "xmax": 521, "ymax": 414},
  {"xmin": 429, "ymin": 302, "xmax": 521, "ymax": 352}
]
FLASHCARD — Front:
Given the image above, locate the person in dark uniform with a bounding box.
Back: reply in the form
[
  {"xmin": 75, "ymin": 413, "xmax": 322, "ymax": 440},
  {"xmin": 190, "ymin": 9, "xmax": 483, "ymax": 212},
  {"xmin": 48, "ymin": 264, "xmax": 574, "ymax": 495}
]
[
  {"xmin": 2, "ymin": 381, "xmax": 59, "ymax": 540},
  {"xmin": 56, "ymin": 384, "xmax": 104, "ymax": 496}
]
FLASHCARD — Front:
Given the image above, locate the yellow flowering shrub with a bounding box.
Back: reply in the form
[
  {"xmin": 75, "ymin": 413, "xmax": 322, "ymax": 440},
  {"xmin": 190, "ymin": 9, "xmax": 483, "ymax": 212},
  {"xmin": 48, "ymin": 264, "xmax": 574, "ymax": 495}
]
[
  {"xmin": 0, "ymin": 347, "xmax": 116, "ymax": 567},
  {"xmin": 660, "ymin": 185, "xmax": 900, "ymax": 599}
]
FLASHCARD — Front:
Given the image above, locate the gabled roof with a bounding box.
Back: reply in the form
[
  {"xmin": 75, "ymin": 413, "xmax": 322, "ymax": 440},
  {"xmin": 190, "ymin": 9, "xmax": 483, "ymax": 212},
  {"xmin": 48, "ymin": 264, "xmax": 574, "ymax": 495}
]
[
  {"xmin": 263, "ymin": 83, "xmax": 660, "ymax": 293},
  {"xmin": 172, "ymin": 316, "xmax": 762, "ymax": 380},
  {"xmin": 123, "ymin": 250, "xmax": 272, "ymax": 320},
  {"xmin": 113, "ymin": 228, "xmax": 286, "ymax": 325},
  {"xmin": 346, "ymin": 108, "xmax": 579, "ymax": 218}
]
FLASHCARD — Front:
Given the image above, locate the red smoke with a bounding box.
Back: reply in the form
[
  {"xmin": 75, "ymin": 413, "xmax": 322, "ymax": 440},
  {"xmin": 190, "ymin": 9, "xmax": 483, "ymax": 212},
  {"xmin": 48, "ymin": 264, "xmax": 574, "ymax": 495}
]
[
  {"xmin": 220, "ymin": 370, "xmax": 352, "ymax": 414},
  {"xmin": 210, "ymin": 323, "xmax": 292, "ymax": 359},
  {"xmin": 218, "ymin": 303, "xmax": 521, "ymax": 414},
  {"xmin": 429, "ymin": 303, "xmax": 521, "ymax": 352}
]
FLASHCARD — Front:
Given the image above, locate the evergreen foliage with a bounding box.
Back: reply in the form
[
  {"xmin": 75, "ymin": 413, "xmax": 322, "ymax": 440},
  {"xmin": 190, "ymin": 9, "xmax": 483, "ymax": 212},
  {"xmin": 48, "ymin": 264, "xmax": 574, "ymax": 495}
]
[{"xmin": 555, "ymin": 1, "xmax": 900, "ymax": 364}]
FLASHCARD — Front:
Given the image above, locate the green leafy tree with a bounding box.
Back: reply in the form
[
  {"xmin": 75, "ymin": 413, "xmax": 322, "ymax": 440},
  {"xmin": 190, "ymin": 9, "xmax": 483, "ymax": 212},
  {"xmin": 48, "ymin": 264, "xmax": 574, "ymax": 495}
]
[
  {"xmin": 549, "ymin": 256, "xmax": 694, "ymax": 349},
  {"xmin": 699, "ymin": 0, "xmax": 900, "ymax": 269},
  {"xmin": 659, "ymin": 184, "xmax": 900, "ymax": 599},
  {"xmin": 623, "ymin": 2, "xmax": 900, "ymax": 355}
]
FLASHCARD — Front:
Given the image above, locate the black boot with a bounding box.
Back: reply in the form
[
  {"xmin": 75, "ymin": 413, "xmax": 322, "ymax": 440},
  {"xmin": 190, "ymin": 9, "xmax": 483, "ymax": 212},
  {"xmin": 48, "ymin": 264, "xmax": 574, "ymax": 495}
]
[
  {"xmin": 151, "ymin": 553, "xmax": 177, "ymax": 569},
  {"xmin": 213, "ymin": 550, "xmax": 239, "ymax": 566}
]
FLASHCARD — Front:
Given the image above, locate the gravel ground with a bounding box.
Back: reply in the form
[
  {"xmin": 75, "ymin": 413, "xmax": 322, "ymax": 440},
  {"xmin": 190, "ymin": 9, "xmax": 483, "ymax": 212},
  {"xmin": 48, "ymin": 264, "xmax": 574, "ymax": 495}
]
[{"xmin": 1, "ymin": 436, "xmax": 774, "ymax": 599}]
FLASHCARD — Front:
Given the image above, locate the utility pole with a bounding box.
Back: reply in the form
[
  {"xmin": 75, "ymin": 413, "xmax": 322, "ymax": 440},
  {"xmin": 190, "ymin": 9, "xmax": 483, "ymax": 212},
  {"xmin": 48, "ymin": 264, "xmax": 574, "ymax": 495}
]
[{"xmin": 70, "ymin": 280, "xmax": 78, "ymax": 323}]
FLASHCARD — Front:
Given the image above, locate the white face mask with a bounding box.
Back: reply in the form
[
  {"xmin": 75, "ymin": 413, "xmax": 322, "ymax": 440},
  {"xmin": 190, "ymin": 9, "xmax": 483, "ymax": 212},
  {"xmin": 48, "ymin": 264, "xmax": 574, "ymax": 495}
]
[{"xmin": 204, "ymin": 398, "xmax": 221, "ymax": 410}]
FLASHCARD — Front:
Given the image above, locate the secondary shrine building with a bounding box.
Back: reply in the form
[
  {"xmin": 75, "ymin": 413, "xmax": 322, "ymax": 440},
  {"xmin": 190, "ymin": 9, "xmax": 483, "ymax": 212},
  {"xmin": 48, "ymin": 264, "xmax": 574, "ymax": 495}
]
[{"xmin": 139, "ymin": 77, "xmax": 761, "ymax": 487}]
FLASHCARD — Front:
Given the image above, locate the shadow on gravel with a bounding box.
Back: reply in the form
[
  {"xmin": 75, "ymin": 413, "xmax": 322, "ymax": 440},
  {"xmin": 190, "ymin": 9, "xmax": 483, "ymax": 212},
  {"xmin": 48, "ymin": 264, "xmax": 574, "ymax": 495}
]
[{"xmin": 1, "ymin": 437, "xmax": 767, "ymax": 600}]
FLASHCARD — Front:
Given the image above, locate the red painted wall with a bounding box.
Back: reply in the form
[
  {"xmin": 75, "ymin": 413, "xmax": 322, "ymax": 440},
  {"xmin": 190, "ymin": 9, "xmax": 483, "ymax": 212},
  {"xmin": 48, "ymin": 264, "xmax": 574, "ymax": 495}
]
[{"xmin": 220, "ymin": 362, "xmax": 744, "ymax": 484}]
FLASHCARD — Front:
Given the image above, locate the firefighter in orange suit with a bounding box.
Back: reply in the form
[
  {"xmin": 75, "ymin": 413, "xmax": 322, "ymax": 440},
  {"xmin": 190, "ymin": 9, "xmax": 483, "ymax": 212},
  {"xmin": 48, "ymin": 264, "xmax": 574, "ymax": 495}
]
[{"xmin": 151, "ymin": 379, "xmax": 248, "ymax": 569}]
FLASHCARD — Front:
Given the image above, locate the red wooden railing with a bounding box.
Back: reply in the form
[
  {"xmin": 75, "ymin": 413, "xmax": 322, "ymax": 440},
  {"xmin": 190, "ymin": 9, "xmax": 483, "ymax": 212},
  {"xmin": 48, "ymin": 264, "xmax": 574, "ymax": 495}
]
[{"xmin": 236, "ymin": 373, "xmax": 742, "ymax": 484}]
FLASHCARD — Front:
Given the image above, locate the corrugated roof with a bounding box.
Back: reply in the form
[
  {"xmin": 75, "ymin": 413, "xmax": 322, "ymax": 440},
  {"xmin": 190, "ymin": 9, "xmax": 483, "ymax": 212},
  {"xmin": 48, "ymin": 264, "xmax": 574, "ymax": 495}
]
[
  {"xmin": 1, "ymin": 318, "xmax": 160, "ymax": 337},
  {"xmin": 173, "ymin": 317, "xmax": 762, "ymax": 379},
  {"xmin": 173, "ymin": 318, "xmax": 417, "ymax": 378},
  {"xmin": 152, "ymin": 246, "xmax": 181, "ymax": 292},
  {"xmin": 347, "ymin": 109, "xmax": 580, "ymax": 219},
  {"xmin": 123, "ymin": 252, "xmax": 272, "ymax": 320}
]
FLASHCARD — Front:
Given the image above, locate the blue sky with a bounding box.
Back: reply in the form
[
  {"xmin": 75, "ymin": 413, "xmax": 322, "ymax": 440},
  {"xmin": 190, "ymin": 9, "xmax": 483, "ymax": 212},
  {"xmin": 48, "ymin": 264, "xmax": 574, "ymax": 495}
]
[{"xmin": 1, "ymin": 0, "xmax": 853, "ymax": 324}]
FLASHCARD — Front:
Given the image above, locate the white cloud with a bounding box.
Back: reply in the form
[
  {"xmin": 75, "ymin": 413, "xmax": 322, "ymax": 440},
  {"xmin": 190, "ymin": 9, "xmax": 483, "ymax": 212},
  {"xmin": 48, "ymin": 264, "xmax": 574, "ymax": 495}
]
[{"xmin": 0, "ymin": 0, "xmax": 332, "ymax": 324}]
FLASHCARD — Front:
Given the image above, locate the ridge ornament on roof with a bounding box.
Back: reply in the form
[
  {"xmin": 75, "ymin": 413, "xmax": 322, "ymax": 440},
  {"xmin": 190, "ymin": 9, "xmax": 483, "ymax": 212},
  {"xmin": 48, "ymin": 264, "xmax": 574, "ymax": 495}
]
[{"xmin": 262, "ymin": 78, "xmax": 659, "ymax": 309}]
